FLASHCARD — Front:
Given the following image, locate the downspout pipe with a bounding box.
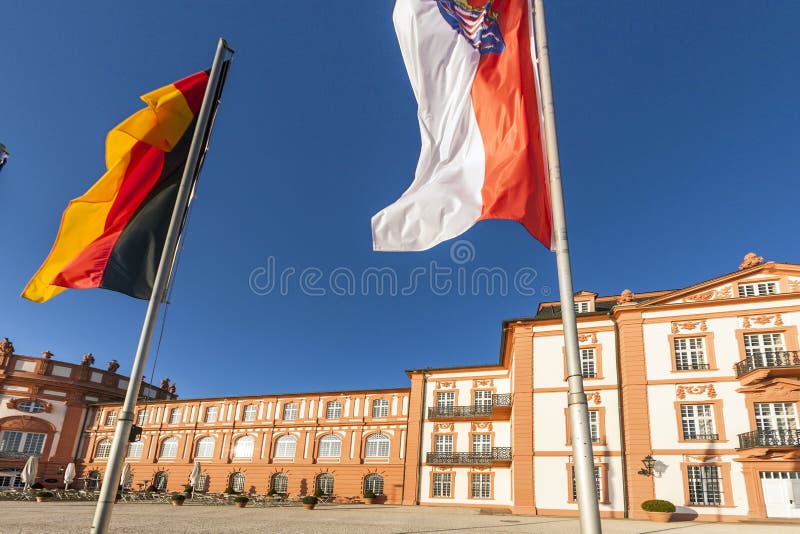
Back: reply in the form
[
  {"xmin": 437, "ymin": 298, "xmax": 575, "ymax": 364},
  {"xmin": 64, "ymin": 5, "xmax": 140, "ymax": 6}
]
[{"xmin": 611, "ymin": 315, "xmax": 629, "ymax": 518}]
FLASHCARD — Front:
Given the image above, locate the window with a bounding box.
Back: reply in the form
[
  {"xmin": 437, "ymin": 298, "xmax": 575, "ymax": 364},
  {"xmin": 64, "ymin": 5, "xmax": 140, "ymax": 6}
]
[
  {"xmin": 581, "ymin": 348, "xmax": 597, "ymax": 378},
  {"xmin": 589, "ymin": 411, "xmax": 600, "ymax": 443},
  {"xmin": 316, "ymin": 473, "xmax": 334, "ymax": 495},
  {"xmin": 122, "ymin": 470, "xmax": 134, "ymax": 489},
  {"xmin": 571, "ymin": 466, "xmax": 601, "ymax": 501},
  {"xmin": 230, "ymin": 472, "xmax": 246, "ymax": 493},
  {"xmin": 471, "ymin": 473, "xmax": 491, "ymax": 499},
  {"xmin": 326, "ymin": 401, "xmax": 342, "ymax": 419},
  {"xmin": 681, "ymin": 405, "xmax": 717, "ymax": 440},
  {"xmin": 233, "ymin": 436, "xmax": 255, "ymax": 458},
  {"xmin": 274, "ymin": 435, "xmax": 297, "ymax": 458},
  {"xmin": 437, "ymin": 392, "xmax": 455, "ymax": 416},
  {"xmin": 365, "ymin": 434, "xmax": 390, "ymax": 457},
  {"xmin": 755, "ymin": 402, "xmax": 798, "ymax": 432},
  {"xmin": 95, "ymin": 439, "xmax": 112, "ymax": 458},
  {"xmin": 204, "ymin": 406, "xmax": 218, "ymax": 423},
  {"xmin": 136, "ymin": 410, "xmax": 147, "ymax": 425},
  {"xmin": 242, "ymin": 405, "xmax": 257, "ymax": 422},
  {"xmin": 674, "ymin": 338, "xmax": 708, "ymax": 370},
  {"xmin": 154, "ymin": 471, "xmax": 168, "ymax": 491},
  {"xmin": 87, "ymin": 470, "xmax": 101, "ymax": 490},
  {"xmin": 471, "ymin": 434, "xmax": 491, "ymax": 454},
  {"xmin": 574, "ymin": 301, "xmax": 590, "ymax": 313},
  {"xmin": 0, "ymin": 468, "xmax": 22, "ymax": 490},
  {"xmin": 745, "ymin": 333, "xmax": 785, "ymax": 367},
  {"xmin": 434, "ymin": 435, "xmax": 453, "ymax": 453},
  {"xmin": 364, "ymin": 473, "xmax": 384, "ymax": 495},
  {"xmin": 738, "ymin": 281, "xmax": 777, "ymax": 297},
  {"xmin": 0, "ymin": 431, "xmax": 47, "ymax": 456},
  {"xmin": 104, "ymin": 412, "xmax": 117, "ymax": 426},
  {"xmin": 159, "ymin": 437, "xmax": 179, "ymax": 458},
  {"xmin": 271, "ymin": 472, "xmax": 288, "ymax": 493},
  {"xmin": 17, "ymin": 401, "xmax": 45, "ymax": 413},
  {"xmin": 127, "ymin": 440, "xmax": 144, "ymax": 458},
  {"xmin": 282, "ymin": 403, "xmax": 298, "ymax": 420},
  {"xmin": 372, "ymin": 399, "xmax": 389, "ymax": 418},
  {"xmin": 318, "ymin": 435, "xmax": 342, "ymax": 457},
  {"xmin": 193, "ymin": 473, "xmax": 208, "ymax": 492},
  {"xmin": 473, "ymin": 391, "xmax": 493, "ymax": 411},
  {"xmin": 687, "ymin": 465, "xmax": 722, "ymax": 505},
  {"xmin": 195, "ymin": 437, "xmax": 215, "ymax": 458},
  {"xmin": 432, "ymin": 473, "xmax": 452, "ymax": 497},
  {"xmin": 169, "ymin": 408, "xmax": 181, "ymax": 424}
]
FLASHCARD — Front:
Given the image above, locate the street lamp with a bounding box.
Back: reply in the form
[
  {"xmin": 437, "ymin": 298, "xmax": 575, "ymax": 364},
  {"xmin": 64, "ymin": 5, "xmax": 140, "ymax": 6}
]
[{"xmin": 638, "ymin": 455, "xmax": 656, "ymax": 476}]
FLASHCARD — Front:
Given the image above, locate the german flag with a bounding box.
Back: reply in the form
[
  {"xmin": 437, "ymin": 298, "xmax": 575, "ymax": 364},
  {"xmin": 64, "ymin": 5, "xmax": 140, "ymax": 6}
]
[{"xmin": 22, "ymin": 70, "xmax": 210, "ymax": 302}]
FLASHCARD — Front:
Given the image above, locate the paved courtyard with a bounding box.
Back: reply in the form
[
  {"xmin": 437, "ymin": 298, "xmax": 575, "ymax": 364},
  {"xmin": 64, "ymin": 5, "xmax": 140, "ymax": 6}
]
[{"xmin": 1, "ymin": 502, "xmax": 799, "ymax": 534}]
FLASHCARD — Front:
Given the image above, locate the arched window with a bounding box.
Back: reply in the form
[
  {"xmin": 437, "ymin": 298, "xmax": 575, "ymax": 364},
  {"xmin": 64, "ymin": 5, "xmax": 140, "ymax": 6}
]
[
  {"xmin": 87, "ymin": 470, "xmax": 101, "ymax": 490},
  {"xmin": 233, "ymin": 436, "xmax": 254, "ymax": 458},
  {"xmin": 154, "ymin": 471, "xmax": 168, "ymax": 491},
  {"xmin": 18, "ymin": 401, "xmax": 46, "ymax": 413},
  {"xmin": 316, "ymin": 473, "xmax": 334, "ymax": 495},
  {"xmin": 318, "ymin": 435, "xmax": 342, "ymax": 458},
  {"xmin": 193, "ymin": 473, "xmax": 208, "ymax": 493},
  {"xmin": 365, "ymin": 434, "xmax": 390, "ymax": 457},
  {"xmin": 159, "ymin": 437, "xmax": 179, "ymax": 458},
  {"xmin": 95, "ymin": 439, "xmax": 112, "ymax": 458},
  {"xmin": 274, "ymin": 435, "xmax": 297, "ymax": 458},
  {"xmin": 195, "ymin": 437, "xmax": 215, "ymax": 458},
  {"xmin": 127, "ymin": 440, "xmax": 144, "ymax": 458},
  {"xmin": 271, "ymin": 472, "xmax": 288, "ymax": 493},
  {"xmin": 230, "ymin": 472, "xmax": 246, "ymax": 493},
  {"xmin": 364, "ymin": 473, "xmax": 384, "ymax": 495}
]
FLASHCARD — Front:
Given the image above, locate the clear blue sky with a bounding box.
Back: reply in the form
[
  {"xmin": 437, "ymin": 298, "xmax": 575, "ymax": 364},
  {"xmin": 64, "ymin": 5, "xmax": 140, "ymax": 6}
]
[{"xmin": 1, "ymin": 1, "xmax": 798, "ymax": 399}]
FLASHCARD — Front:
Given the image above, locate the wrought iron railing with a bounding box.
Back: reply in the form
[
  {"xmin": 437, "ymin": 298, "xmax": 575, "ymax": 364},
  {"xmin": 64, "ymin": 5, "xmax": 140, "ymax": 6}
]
[
  {"xmin": 427, "ymin": 395, "xmax": 512, "ymax": 418},
  {"xmin": 737, "ymin": 429, "xmax": 800, "ymax": 449},
  {"xmin": 426, "ymin": 447, "xmax": 512, "ymax": 465},
  {"xmin": 684, "ymin": 433, "xmax": 719, "ymax": 441},
  {"xmin": 734, "ymin": 350, "xmax": 800, "ymax": 377},
  {"xmin": 0, "ymin": 451, "xmax": 42, "ymax": 459}
]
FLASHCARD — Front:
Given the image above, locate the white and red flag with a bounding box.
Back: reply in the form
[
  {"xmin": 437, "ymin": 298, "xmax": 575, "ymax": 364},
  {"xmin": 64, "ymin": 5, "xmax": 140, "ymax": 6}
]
[{"xmin": 372, "ymin": 0, "xmax": 552, "ymax": 251}]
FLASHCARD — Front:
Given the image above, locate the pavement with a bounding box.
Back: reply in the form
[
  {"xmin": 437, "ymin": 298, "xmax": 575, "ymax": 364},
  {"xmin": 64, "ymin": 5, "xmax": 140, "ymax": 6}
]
[{"xmin": 1, "ymin": 502, "xmax": 799, "ymax": 533}]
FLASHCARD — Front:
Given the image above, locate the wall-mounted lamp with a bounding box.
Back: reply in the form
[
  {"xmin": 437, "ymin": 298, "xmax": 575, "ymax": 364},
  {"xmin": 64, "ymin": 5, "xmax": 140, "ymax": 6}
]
[
  {"xmin": 637, "ymin": 455, "xmax": 656, "ymax": 476},
  {"xmin": 57, "ymin": 466, "xmax": 66, "ymax": 474}
]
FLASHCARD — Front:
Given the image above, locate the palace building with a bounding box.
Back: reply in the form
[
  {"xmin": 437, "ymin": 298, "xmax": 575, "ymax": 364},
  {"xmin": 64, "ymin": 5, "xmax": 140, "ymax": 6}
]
[
  {"xmin": 0, "ymin": 340, "xmax": 174, "ymax": 491},
  {"xmin": 77, "ymin": 254, "xmax": 800, "ymax": 519}
]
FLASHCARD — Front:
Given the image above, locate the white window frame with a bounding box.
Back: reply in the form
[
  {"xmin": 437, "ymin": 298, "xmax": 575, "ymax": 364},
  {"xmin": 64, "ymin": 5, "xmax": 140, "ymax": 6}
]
[
  {"xmin": 437, "ymin": 392, "xmax": 455, "ymax": 408},
  {"xmin": 233, "ymin": 436, "xmax": 255, "ymax": 458},
  {"xmin": 326, "ymin": 401, "xmax": 342, "ymax": 419},
  {"xmin": 0, "ymin": 431, "xmax": 46, "ymax": 456},
  {"xmin": 318, "ymin": 435, "xmax": 342, "ymax": 458},
  {"xmin": 434, "ymin": 435, "xmax": 453, "ymax": 454},
  {"xmin": 136, "ymin": 410, "xmax": 147, "ymax": 425},
  {"xmin": 755, "ymin": 402, "xmax": 798, "ymax": 431},
  {"xmin": 316, "ymin": 473, "xmax": 334, "ymax": 495},
  {"xmin": 154, "ymin": 471, "xmax": 168, "ymax": 490},
  {"xmin": 195, "ymin": 437, "xmax": 215, "ymax": 458},
  {"xmin": 744, "ymin": 333, "xmax": 785, "ymax": 367},
  {"xmin": 581, "ymin": 348, "xmax": 597, "ymax": 378},
  {"xmin": 95, "ymin": 439, "xmax": 112, "ymax": 458},
  {"xmin": 364, "ymin": 473, "xmax": 384, "ymax": 495},
  {"xmin": 282, "ymin": 403, "xmax": 298, "ymax": 420},
  {"xmin": 204, "ymin": 406, "xmax": 218, "ymax": 423},
  {"xmin": 159, "ymin": 437, "xmax": 179, "ymax": 458},
  {"xmin": 674, "ymin": 337, "xmax": 708, "ymax": 370},
  {"xmin": 372, "ymin": 399, "xmax": 389, "ymax": 418},
  {"xmin": 574, "ymin": 301, "xmax": 591, "ymax": 313},
  {"xmin": 589, "ymin": 410, "xmax": 600, "ymax": 443},
  {"xmin": 738, "ymin": 281, "xmax": 777, "ymax": 297},
  {"xmin": 230, "ymin": 472, "xmax": 246, "ymax": 493},
  {"xmin": 471, "ymin": 433, "xmax": 491, "ymax": 454},
  {"xmin": 432, "ymin": 473, "xmax": 452, "ymax": 497},
  {"xmin": 687, "ymin": 465, "xmax": 722, "ymax": 505},
  {"xmin": 17, "ymin": 401, "xmax": 45, "ymax": 413},
  {"xmin": 271, "ymin": 472, "xmax": 288, "ymax": 493},
  {"xmin": 104, "ymin": 411, "xmax": 117, "ymax": 426},
  {"xmin": 274, "ymin": 435, "xmax": 297, "ymax": 458},
  {"xmin": 471, "ymin": 472, "xmax": 491, "ymax": 499},
  {"xmin": 127, "ymin": 440, "xmax": 144, "ymax": 458},
  {"xmin": 681, "ymin": 404, "xmax": 717, "ymax": 440},
  {"xmin": 473, "ymin": 390, "xmax": 493, "ymax": 409},
  {"xmin": 169, "ymin": 408, "xmax": 182, "ymax": 424},
  {"xmin": 242, "ymin": 405, "xmax": 257, "ymax": 422},
  {"xmin": 365, "ymin": 434, "xmax": 390, "ymax": 457},
  {"xmin": 572, "ymin": 466, "xmax": 601, "ymax": 501}
]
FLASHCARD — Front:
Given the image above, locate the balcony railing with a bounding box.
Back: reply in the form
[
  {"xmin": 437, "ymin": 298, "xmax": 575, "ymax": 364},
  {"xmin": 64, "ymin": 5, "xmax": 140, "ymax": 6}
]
[
  {"xmin": 684, "ymin": 433, "xmax": 719, "ymax": 441},
  {"xmin": 734, "ymin": 351, "xmax": 800, "ymax": 377},
  {"xmin": 738, "ymin": 429, "xmax": 800, "ymax": 449},
  {"xmin": 426, "ymin": 447, "xmax": 512, "ymax": 465},
  {"xmin": 0, "ymin": 451, "xmax": 42, "ymax": 459},
  {"xmin": 427, "ymin": 394, "xmax": 512, "ymax": 419}
]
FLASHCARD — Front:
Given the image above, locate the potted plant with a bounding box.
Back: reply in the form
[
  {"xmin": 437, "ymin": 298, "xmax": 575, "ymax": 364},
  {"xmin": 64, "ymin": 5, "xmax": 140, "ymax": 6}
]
[
  {"xmin": 233, "ymin": 495, "xmax": 249, "ymax": 508},
  {"xmin": 302, "ymin": 495, "xmax": 318, "ymax": 510},
  {"xmin": 146, "ymin": 484, "xmax": 158, "ymax": 494},
  {"xmin": 170, "ymin": 493, "xmax": 186, "ymax": 507},
  {"xmin": 363, "ymin": 489, "xmax": 376, "ymax": 504},
  {"xmin": 223, "ymin": 486, "xmax": 237, "ymax": 495},
  {"xmin": 641, "ymin": 499, "xmax": 675, "ymax": 522},
  {"xmin": 183, "ymin": 484, "xmax": 193, "ymax": 496},
  {"xmin": 35, "ymin": 491, "xmax": 54, "ymax": 503}
]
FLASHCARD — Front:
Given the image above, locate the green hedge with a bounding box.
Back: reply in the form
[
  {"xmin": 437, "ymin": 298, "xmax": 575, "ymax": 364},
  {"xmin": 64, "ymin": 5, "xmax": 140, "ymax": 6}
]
[{"xmin": 641, "ymin": 499, "xmax": 675, "ymax": 513}]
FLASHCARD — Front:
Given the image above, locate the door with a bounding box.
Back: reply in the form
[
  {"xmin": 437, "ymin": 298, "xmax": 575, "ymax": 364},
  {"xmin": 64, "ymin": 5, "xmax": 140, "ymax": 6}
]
[{"xmin": 760, "ymin": 472, "xmax": 800, "ymax": 518}]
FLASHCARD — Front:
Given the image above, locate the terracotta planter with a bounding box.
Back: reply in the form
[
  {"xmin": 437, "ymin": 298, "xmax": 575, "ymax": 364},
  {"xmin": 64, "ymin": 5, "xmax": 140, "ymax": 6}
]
[
  {"xmin": 645, "ymin": 511, "xmax": 672, "ymax": 523},
  {"xmin": 35, "ymin": 497, "xmax": 50, "ymax": 503},
  {"xmin": 303, "ymin": 504, "xmax": 316, "ymax": 510},
  {"xmin": 363, "ymin": 498, "xmax": 374, "ymax": 505},
  {"xmin": 171, "ymin": 500, "xmax": 184, "ymax": 506},
  {"xmin": 235, "ymin": 501, "xmax": 247, "ymax": 508}
]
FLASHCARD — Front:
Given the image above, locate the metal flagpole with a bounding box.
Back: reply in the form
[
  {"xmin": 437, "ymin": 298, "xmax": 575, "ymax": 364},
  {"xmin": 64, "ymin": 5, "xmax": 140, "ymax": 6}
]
[
  {"xmin": 531, "ymin": 2, "xmax": 602, "ymax": 533},
  {"xmin": 90, "ymin": 37, "xmax": 233, "ymax": 534}
]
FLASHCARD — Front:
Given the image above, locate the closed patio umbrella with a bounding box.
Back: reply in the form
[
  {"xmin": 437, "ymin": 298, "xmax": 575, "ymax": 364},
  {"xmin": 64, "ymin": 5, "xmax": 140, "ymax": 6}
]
[
  {"xmin": 63, "ymin": 462, "xmax": 76, "ymax": 490},
  {"xmin": 20, "ymin": 456, "xmax": 38, "ymax": 491},
  {"xmin": 119, "ymin": 463, "xmax": 131, "ymax": 491},
  {"xmin": 188, "ymin": 462, "xmax": 202, "ymax": 497}
]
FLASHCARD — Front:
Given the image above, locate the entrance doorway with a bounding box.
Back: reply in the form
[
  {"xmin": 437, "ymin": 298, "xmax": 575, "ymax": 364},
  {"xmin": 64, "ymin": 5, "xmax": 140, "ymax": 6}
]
[{"xmin": 760, "ymin": 471, "xmax": 800, "ymax": 518}]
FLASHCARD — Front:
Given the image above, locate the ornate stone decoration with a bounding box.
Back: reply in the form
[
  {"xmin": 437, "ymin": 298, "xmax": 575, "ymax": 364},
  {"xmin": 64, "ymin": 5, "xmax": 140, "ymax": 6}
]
[
  {"xmin": 676, "ymin": 384, "xmax": 717, "ymax": 400},
  {"xmin": 81, "ymin": 353, "xmax": 95, "ymax": 366},
  {"xmin": 686, "ymin": 454, "xmax": 721, "ymax": 464},
  {"xmin": 741, "ymin": 314, "xmax": 783, "ymax": 329},
  {"xmin": 471, "ymin": 422, "xmax": 493, "ymax": 431},
  {"xmin": 789, "ymin": 279, "xmax": 800, "ymax": 292},
  {"xmin": 578, "ymin": 333, "xmax": 597, "ymax": 344},
  {"xmin": 436, "ymin": 381, "xmax": 455, "ymax": 389},
  {"xmin": 41, "ymin": 351, "xmax": 53, "ymax": 360},
  {"xmin": 473, "ymin": 379, "xmax": 494, "ymax": 388},
  {"xmin": 671, "ymin": 320, "xmax": 707, "ymax": 334},
  {"xmin": 0, "ymin": 337, "xmax": 14, "ymax": 357},
  {"xmin": 616, "ymin": 289, "xmax": 634, "ymax": 304},
  {"xmin": 168, "ymin": 384, "xmax": 177, "ymax": 396},
  {"xmin": 435, "ymin": 423, "xmax": 454, "ymax": 432},
  {"xmin": 685, "ymin": 290, "xmax": 714, "ymax": 302},
  {"xmin": 107, "ymin": 359, "xmax": 120, "ymax": 373},
  {"xmin": 739, "ymin": 252, "xmax": 764, "ymax": 270},
  {"xmin": 160, "ymin": 378, "xmax": 171, "ymax": 390},
  {"xmin": 587, "ymin": 392, "xmax": 602, "ymax": 405}
]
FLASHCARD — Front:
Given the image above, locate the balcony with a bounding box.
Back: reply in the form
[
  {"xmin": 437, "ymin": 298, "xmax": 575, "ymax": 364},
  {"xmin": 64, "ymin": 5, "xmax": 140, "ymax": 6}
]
[
  {"xmin": 426, "ymin": 447, "xmax": 512, "ymax": 466},
  {"xmin": 734, "ymin": 351, "xmax": 800, "ymax": 385},
  {"xmin": 737, "ymin": 429, "xmax": 800, "ymax": 450},
  {"xmin": 427, "ymin": 394, "xmax": 512, "ymax": 421}
]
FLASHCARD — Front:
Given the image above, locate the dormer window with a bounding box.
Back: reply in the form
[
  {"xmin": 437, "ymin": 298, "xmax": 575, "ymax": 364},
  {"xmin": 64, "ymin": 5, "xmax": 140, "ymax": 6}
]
[
  {"xmin": 738, "ymin": 282, "xmax": 777, "ymax": 297},
  {"xmin": 574, "ymin": 301, "xmax": 591, "ymax": 313}
]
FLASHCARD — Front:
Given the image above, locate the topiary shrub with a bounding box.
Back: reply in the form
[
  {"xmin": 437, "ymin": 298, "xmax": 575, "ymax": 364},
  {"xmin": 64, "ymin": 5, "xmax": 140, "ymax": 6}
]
[
  {"xmin": 31, "ymin": 483, "xmax": 44, "ymax": 490},
  {"xmin": 313, "ymin": 488, "xmax": 323, "ymax": 498},
  {"xmin": 302, "ymin": 495, "xmax": 318, "ymax": 505},
  {"xmin": 223, "ymin": 486, "xmax": 237, "ymax": 494},
  {"xmin": 170, "ymin": 493, "xmax": 186, "ymax": 502},
  {"xmin": 233, "ymin": 496, "xmax": 249, "ymax": 504},
  {"xmin": 363, "ymin": 489, "xmax": 376, "ymax": 499},
  {"xmin": 36, "ymin": 491, "xmax": 54, "ymax": 499},
  {"xmin": 641, "ymin": 499, "xmax": 675, "ymax": 513},
  {"xmin": 146, "ymin": 485, "xmax": 158, "ymax": 493}
]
